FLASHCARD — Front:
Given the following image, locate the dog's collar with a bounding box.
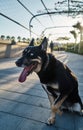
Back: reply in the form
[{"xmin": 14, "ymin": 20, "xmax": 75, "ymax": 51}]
[{"xmin": 43, "ymin": 54, "xmax": 49, "ymax": 71}]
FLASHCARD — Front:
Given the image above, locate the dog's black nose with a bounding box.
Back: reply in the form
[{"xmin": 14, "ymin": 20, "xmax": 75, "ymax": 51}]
[
  {"xmin": 15, "ymin": 59, "xmax": 22, "ymax": 67},
  {"xmin": 15, "ymin": 60, "xmax": 20, "ymax": 67}
]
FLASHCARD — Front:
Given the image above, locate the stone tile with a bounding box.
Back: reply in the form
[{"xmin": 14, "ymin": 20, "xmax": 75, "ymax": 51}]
[
  {"xmin": 0, "ymin": 98, "xmax": 18, "ymax": 112},
  {"xmin": 74, "ymin": 114, "xmax": 83, "ymax": 130},
  {"xmin": 55, "ymin": 112, "xmax": 75, "ymax": 130},
  {"xmin": 0, "ymin": 90, "xmax": 28, "ymax": 103},
  {"xmin": 17, "ymin": 118, "xmax": 64, "ymax": 130},
  {"xmin": 0, "ymin": 112, "xmax": 23, "ymax": 130},
  {"xmin": 12, "ymin": 103, "xmax": 50, "ymax": 123},
  {"xmin": 0, "ymin": 89, "xmax": 50, "ymax": 108},
  {"xmin": 24, "ymin": 95, "xmax": 50, "ymax": 108}
]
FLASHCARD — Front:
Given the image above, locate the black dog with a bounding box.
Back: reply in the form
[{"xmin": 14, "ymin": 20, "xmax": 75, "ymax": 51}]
[{"xmin": 16, "ymin": 37, "xmax": 83, "ymax": 125}]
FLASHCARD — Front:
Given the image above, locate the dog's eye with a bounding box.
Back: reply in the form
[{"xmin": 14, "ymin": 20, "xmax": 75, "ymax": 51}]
[{"xmin": 30, "ymin": 53, "xmax": 34, "ymax": 56}]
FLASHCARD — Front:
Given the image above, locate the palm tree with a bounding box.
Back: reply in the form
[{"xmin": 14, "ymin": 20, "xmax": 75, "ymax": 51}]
[
  {"xmin": 56, "ymin": 36, "xmax": 70, "ymax": 41},
  {"xmin": 73, "ymin": 22, "xmax": 83, "ymax": 53},
  {"xmin": 26, "ymin": 38, "xmax": 30, "ymax": 44},
  {"xmin": 22, "ymin": 37, "xmax": 26, "ymax": 43},
  {"xmin": 70, "ymin": 30, "xmax": 77, "ymax": 43},
  {"xmin": 17, "ymin": 36, "xmax": 21, "ymax": 42},
  {"xmin": 6, "ymin": 36, "xmax": 10, "ymax": 40},
  {"xmin": 73, "ymin": 22, "xmax": 83, "ymax": 43},
  {"xmin": 0, "ymin": 35, "xmax": 5, "ymax": 40},
  {"xmin": 11, "ymin": 36, "xmax": 15, "ymax": 40},
  {"xmin": 36, "ymin": 38, "xmax": 39, "ymax": 45},
  {"xmin": 70, "ymin": 30, "xmax": 77, "ymax": 51},
  {"xmin": 11, "ymin": 36, "xmax": 16, "ymax": 45}
]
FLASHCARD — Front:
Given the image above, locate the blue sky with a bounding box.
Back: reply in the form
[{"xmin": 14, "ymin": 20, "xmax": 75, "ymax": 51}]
[{"xmin": 0, "ymin": 0, "xmax": 83, "ymax": 42}]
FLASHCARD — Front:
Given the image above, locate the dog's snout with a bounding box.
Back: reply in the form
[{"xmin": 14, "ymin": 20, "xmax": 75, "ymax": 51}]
[
  {"xmin": 15, "ymin": 58, "xmax": 23, "ymax": 67},
  {"xmin": 15, "ymin": 60, "xmax": 20, "ymax": 67}
]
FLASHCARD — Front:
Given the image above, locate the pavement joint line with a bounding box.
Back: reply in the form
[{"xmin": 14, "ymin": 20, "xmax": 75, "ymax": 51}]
[
  {"xmin": 0, "ymin": 110, "xmax": 68, "ymax": 130},
  {"xmin": 56, "ymin": 54, "xmax": 68, "ymax": 64},
  {"xmin": 56, "ymin": 54, "xmax": 67, "ymax": 60},
  {"xmin": 29, "ymin": 86, "xmax": 43, "ymax": 91},
  {"xmin": 59, "ymin": 56, "xmax": 68, "ymax": 63},
  {"xmin": 0, "ymin": 84, "xmax": 43, "ymax": 91},
  {"xmin": 0, "ymin": 81, "xmax": 41, "ymax": 86},
  {"xmin": 0, "ymin": 97, "xmax": 50, "ymax": 110},
  {"xmin": 0, "ymin": 83, "xmax": 45, "ymax": 91},
  {"xmin": 17, "ymin": 86, "xmax": 44, "ymax": 91},
  {"xmin": 63, "ymin": 59, "xmax": 69, "ymax": 64},
  {"xmin": 0, "ymin": 88, "xmax": 48, "ymax": 99},
  {"xmin": 14, "ymin": 83, "xmax": 44, "ymax": 91},
  {"xmin": 23, "ymin": 82, "xmax": 42, "ymax": 87},
  {"xmin": 0, "ymin": 110, "xmax": 46, "ymax": 124}
]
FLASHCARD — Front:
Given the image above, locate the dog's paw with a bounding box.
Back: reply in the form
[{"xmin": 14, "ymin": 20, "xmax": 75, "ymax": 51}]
[
  {"xmin": 47, "ymin": 117, "xmax": 55, "ymax": 125},
  {"xmin": 80, "ymin": 109, "xmax": 83, "ymax": 116}
]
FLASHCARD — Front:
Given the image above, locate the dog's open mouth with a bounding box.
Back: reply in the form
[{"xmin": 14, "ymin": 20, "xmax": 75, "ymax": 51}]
[{"xmin": 19, "ymin": 62, "xmax": 37, "ymax": 83}]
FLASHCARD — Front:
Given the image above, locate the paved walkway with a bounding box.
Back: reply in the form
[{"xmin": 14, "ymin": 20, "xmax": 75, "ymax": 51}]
[{"xmin": 0, "ymin": 52, "xmax": 83, "ymax": 130}]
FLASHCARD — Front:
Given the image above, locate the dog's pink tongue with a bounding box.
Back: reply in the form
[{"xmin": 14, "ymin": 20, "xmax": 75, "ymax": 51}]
[{"xmin": 19, "ymin": 67, "xmax": 29, "ymax": 83}]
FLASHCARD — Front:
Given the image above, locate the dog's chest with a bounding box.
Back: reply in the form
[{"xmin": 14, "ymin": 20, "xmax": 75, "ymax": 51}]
[{"xmin": 42, "ymin": 83, "xmax": 60, "ymax": 96}]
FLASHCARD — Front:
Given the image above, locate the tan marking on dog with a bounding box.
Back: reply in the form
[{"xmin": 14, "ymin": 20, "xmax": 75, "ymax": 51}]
[
  {"xmin": 46, "ymin": 93, "xmax": 56, "ymax": 125},
  {"xmin": 48, "ymin": 94, "xmax": 55, "ymax": 106},
  {"xmin": 51, "ymin": 83, "xmax": 59, "ymax": 90},
  {"xmin": 31, "ymin": 59, "xmax": 41, "ymax": 63},
  {"xmin": 47, "ymin": 95, "xmax": 67, "ymax": 125},
  {"xmin": 47, "ymin": 83, "xmax": 60, "ymax": 96},
  {"xmin": 34, "ymin": 64, "xmax": 42, "ymax": 73},
  {"xmin": 52, "ymin": 95, "xmax": 67, "ymax": 113},
  {"xmin": 31, "ymin": 57, "xmax": 42, "ymax": 73}
]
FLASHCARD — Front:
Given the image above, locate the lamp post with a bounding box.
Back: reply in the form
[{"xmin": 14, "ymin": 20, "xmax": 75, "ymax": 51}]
[{"xmin": 29, "ymin": 25, "xmax": 33, "ymax": 39}]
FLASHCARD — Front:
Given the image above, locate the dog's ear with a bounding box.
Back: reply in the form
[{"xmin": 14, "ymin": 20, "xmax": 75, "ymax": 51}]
[
  {"xmin": 29, "ymin": 38, "xmax": 34, "ymax": 46},
  {"xmin": 39, "ymin": 37, "xmax": 48, "ymax": 51}
]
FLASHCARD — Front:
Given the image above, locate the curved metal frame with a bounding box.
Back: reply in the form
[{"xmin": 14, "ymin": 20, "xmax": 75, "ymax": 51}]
[
  {"xmin": 41, "ymin": 26, "xmax": 72, "ymax": 36},
  {"xmin": 29, "ymin": 10, "xmax": 83, "ymax": 38}
]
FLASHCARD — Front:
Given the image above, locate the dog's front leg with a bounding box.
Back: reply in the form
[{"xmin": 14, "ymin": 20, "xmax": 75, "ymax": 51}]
[
  {"xmin": 52, "ymin": 94, "xmax": 67, "ymax": 115},
  {"xmin": 42, "ymin": 84, "xmax": 56, "ymax": 125},
  {"xmin": 47, "ymin": 94, "xmax": 56, "ymax": 125},
  {"xmin": 47, "ymin": 94, "xmax": 67, "ymax": 125},
  {"xmin": 42, "ymin": 84, "xmax": 66, "ymax": 125}
]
